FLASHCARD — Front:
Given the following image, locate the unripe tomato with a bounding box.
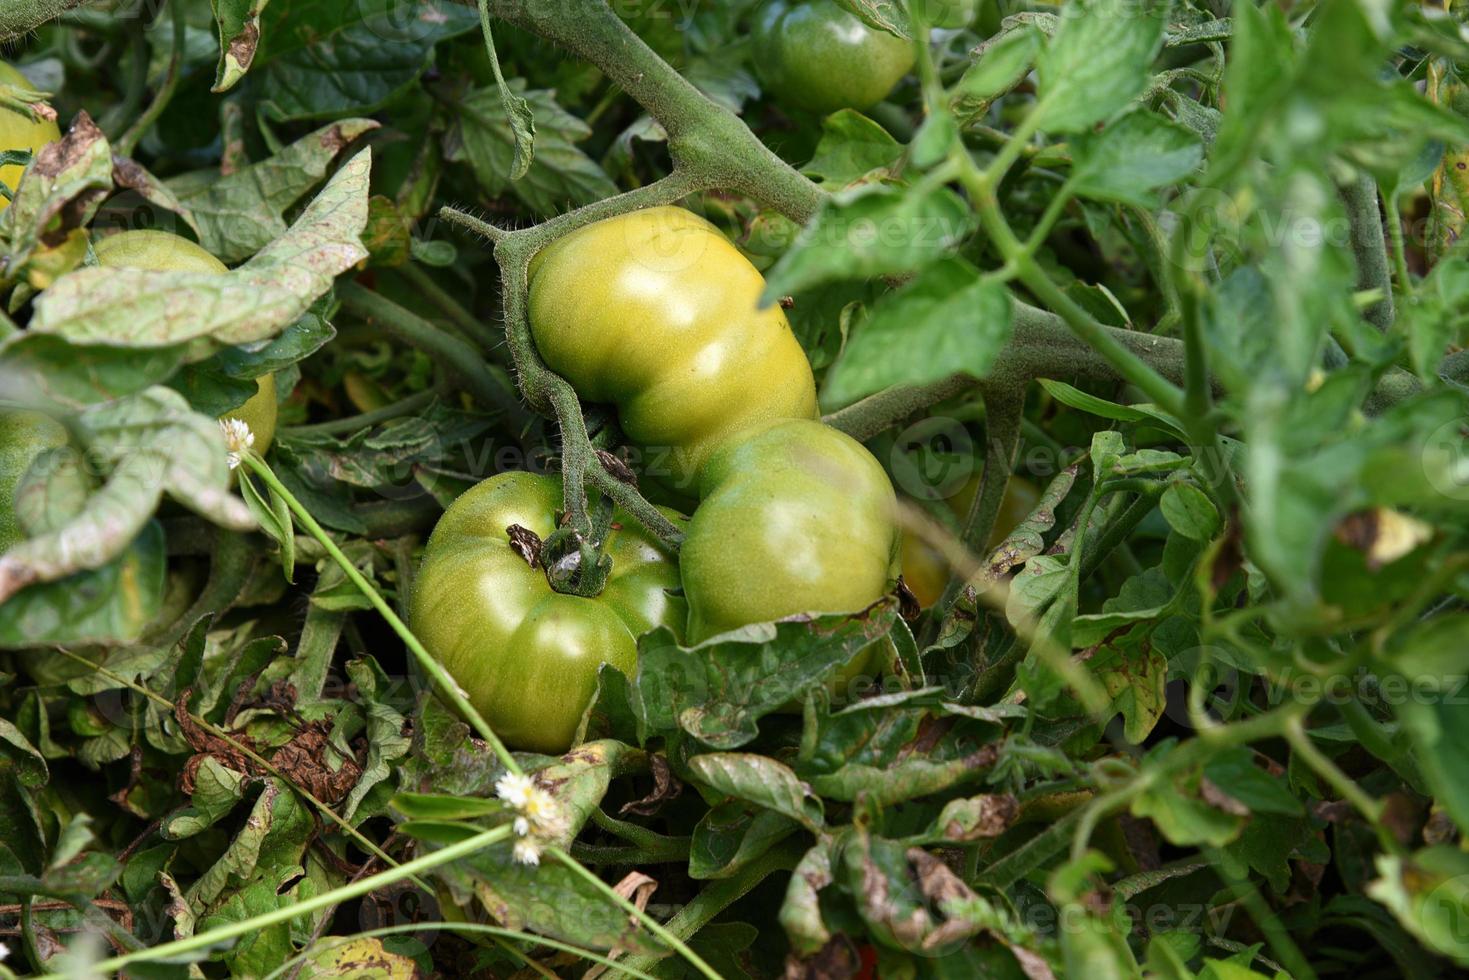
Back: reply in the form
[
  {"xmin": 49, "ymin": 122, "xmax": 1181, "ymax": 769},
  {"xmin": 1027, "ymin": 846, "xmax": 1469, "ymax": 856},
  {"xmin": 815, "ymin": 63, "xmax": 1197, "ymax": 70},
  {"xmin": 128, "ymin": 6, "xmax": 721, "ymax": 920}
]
[
  {"xmin": 411, "ymin": 472, "xmax": 686, "ymax": 754},
  {"xmin": 901, "ymin": 473, "xmax": 1040, "ymax": 607},
  {"xmin": 93, "ymin": 230, "xmax": 278, "ymax": 453},
  {"xmin": 681, "ymin": 419, "xmax": 899, "ymax": 641},
  {"xmin": 528, "ymin": 207, "xmax": 818, "ymax": 490},
  {"xmin": 0, "ymin": 410, "xmax": 68, "ymax": 552},
  {"xmin": 0, "ymin": 61, "xmax": 59, "ymax": 212},
  {"xmin": 752, "ymin": 0, "xmax": 916, "ymax": 114}
]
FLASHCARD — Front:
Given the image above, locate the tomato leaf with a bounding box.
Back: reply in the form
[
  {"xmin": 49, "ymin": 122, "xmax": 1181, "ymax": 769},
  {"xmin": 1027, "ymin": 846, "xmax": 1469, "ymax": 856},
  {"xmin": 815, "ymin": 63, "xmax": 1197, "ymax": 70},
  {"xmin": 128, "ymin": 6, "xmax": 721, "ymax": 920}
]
[{"xmin": 822, "ymin": 258, "xmax": 1012, "ymax": 410}]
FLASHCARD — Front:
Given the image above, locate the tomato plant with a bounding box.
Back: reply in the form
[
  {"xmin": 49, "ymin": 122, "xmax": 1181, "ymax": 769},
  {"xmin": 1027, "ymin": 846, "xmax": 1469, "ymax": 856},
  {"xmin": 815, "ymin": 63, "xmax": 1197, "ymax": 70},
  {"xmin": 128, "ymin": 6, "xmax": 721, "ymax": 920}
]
[
  {"xmin": 411, "ymin": 471, "xmax": 685, "ymax": 753},
  {"xmin": 752, "ymin": 0, "xmax": 916, "ymax": 115},
  {"xmin": 2, "ymin": 0, "xmax": 1468, "ymax": 976}
]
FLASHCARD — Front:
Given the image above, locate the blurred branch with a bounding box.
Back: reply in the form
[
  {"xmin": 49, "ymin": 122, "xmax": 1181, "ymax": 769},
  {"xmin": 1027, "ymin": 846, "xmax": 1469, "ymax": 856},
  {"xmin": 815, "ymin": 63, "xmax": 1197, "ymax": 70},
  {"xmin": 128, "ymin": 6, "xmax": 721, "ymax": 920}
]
[{"xmin": 1341, "ymin": 175, "xmax": 1395, "ymax": 332}]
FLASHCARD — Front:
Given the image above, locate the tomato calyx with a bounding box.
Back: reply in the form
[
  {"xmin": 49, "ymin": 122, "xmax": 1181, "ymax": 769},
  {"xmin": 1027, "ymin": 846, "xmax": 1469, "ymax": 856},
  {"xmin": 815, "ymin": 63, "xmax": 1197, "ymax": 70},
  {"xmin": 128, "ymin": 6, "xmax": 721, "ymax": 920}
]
[{"xmin": 538, "ymin": 525, "xmax": 613, "ymax": 598}]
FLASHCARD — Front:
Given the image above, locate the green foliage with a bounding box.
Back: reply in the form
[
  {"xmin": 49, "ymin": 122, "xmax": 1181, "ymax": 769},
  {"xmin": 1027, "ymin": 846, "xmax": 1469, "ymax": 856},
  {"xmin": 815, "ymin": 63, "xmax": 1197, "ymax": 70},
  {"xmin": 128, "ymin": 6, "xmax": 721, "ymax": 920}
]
[{"xmin": 1, "ymin": 0, "xmax": 1469, "ymax": 976}]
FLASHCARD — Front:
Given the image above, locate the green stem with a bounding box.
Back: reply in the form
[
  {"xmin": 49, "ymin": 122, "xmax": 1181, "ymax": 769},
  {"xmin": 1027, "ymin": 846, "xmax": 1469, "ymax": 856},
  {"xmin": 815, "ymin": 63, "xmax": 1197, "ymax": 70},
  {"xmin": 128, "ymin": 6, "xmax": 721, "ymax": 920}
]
[
  {"xmin": 115, "ymin": 0, "xmax": 184, "ymax": 157},
  {"xmin": 1078, "ymin": 490, "xmax": 1161, "ymax": 581},
  {"xmin": 588, "ymin": 463, "xmax": 684, "ymax": 551},
  {"xmin": 338, "ymin": 282, "xmax": 527, "ymax": 426},
  {"xmin": 281, "ymin": 389, "xmax": 438, "ymax": 438},
  {"xmin": 1384, "ymin": 193, "xmax": 1413, "ymax": 302},
  {"xmin": 1341, "ymin": 175, "xmax": 1394, "ymax": 332},
  {"xmin": 549, "ymin": 847, "xmax": 724, "ymax": 980},
  {"xmin": 240, "ymin": 453, "xmax": 522, "ymax": 776},
  {"xmin": 1281, "ymin": 716, "xmax": 1395, "ymax": 852},
  {"xmin": 1023, "ymin": 184, "xmax": 1075, "ymax": 255},
  {"xmin": 923, "ymin": 385, "xmax": 1024, "ymax": 643},
  {"xmin": 1206, "ymin": 847, "xmax": 1318, "ymax": 980},
  {"xmin": 959, "ymin": 154, "xmax": 1187, "ymax": 416},
  {"xmin": 91, "ymin": 827, "xmax": 513, "ymax": 975},
  {"xmin": 979, "ymin": 805, "xmax": 1088, "ymax": 889},
  {"xmin": 547, "ymin": 377, "xmax": 594, "ymax": 539},
  {"xmin": 468, "ymin": 0, "xmax": 823, "ymax": 222},
  {"xmin": 0, "ymin": 0, "xmax": 88, "ymax": 40}
]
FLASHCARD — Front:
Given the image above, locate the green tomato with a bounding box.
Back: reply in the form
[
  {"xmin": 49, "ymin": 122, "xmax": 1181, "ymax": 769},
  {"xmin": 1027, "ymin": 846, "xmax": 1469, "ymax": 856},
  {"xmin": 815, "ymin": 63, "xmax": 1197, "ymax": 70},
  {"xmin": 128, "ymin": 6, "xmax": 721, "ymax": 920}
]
[
  {"xmin": 411, "ymin": 472, "xmax": 686, "ymax": 754},
  {"xmin": 529, "ymin": 206, "xmax": 818, "ymax": 491},
  {"xmin": 0, "ymin": 61, "xmax": 60, "ymax": 212},
  {"xmin": 0, "ymin": 410, "xmax": 68, "ymax": 552},
  {"xmin": 681, "ymin": 418, "xmax": 900, "ymax": 642},
  {"xmin": 93, "ymin": 230, "xmax": 278, "ymax": 453},
  {"xmin": 752, "ymin": 0, "xmax": 916, "ymax": 114}
]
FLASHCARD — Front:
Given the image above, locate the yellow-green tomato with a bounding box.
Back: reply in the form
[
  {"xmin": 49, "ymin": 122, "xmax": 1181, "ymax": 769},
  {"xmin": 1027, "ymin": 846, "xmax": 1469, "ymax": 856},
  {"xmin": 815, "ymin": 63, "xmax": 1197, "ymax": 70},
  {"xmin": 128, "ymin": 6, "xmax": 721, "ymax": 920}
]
[
  {"xmin": 681, "ymin": 419, "xmax": 899, "ymax": 642},
  {"xmin": 0, "ymin": 410, "xmax": 68, "ymax": 552},
  {"xmin": 752, "ymin": 0, "xmax": 916, "ymax": 114},
  {"xmin": 411, "ymin": 472, "xmax": 686, "ymax": 754},
  {"xmin": 902, "ymin": 472, "xmax": 1040, "ymax": 607},
  {"xmin": 0, "ymin": 61, "xmax": 59, "ymax": 211},
  {"xmin": 93, "ymin": 230, "xmax": 278, "ymax": 454},
  {"xmin": 528, "ymin": 207, "xmax": 818, "ymax": 491}
]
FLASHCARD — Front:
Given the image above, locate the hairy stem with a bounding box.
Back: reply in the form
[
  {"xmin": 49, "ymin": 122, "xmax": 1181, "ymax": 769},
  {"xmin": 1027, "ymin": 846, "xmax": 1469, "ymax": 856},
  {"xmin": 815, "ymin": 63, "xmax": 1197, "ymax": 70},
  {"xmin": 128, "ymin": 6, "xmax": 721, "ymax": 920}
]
[
  {"xmin": 1341, "ymin": 175, "xmax": 1394, "ymax": 332},
  {"xmin": 466, "ymin": 1, "xmax": 823, "ymax": 222},
  {"xmin": 0, "ymin": 0, "xmax": 89, "ymax": 41}
]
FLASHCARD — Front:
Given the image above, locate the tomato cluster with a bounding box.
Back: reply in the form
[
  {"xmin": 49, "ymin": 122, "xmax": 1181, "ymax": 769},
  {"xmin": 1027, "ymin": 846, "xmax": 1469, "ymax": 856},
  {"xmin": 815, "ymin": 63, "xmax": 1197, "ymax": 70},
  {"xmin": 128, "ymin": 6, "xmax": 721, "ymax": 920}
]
[{"xmin": 414, "ymin": 206, "xmax": 905, "ymax": 750}]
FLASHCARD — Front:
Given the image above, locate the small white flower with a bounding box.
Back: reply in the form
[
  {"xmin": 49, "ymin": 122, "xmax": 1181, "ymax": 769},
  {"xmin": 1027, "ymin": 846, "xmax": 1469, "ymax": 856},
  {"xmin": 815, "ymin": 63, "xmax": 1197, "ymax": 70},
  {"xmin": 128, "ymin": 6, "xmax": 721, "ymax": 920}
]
[
  {"xmin": 219, "ymin": 418, "xmax": 255, "ymax": 470},
  {"xmin": 512, "ymin": 837, "xmax": 542, "ymax": 866},
  {"xmin": 513, "ymin": 815, "xmax": 530, "ymax": 837},
  {"xmin": 495, "ymin": 772, "xmax": 537, "ymax": 809},
  {"xmin": 0, "ymin": 940, "xmax": 9, "ymax": 961}
]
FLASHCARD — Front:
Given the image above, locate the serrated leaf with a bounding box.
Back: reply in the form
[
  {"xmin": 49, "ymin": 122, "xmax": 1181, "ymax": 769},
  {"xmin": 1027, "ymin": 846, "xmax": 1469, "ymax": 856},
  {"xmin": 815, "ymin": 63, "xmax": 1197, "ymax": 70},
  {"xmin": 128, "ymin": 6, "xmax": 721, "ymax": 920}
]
[
  {"xmin": 1035, "ymin": 0, "xmax": 1168, "ymax": 134},
  {"xmin": 835, "ymin": 0, "xmax": 911, "ymax": 38},
  {"xmin": 631, "ymin": 603, "xmax": 898, "ymax": 749},
  {"xmin": 0, "ymin": 520, "xmax": 166, "ymax": 648},
  {"xmin": 0, "ymin": 388, "xmax": 255, "ymax": 602},
  {"xmin": 822, "ymin": 258, "xmax": 1012, "ymax": 409},
  {"xmin": 1069, "ymin": 108, "xmax": 1203, "ymax": 206},
  {"xmin": 763, "ymin": 184, "xmax": 976, "ymax": 299},
  {"xmin": 802, "ymin": 110, "xmax": 903, "ymax": 186},
  {"xmin": 254, "ymin": 0, "xmax": 477, "ymax": 121},
  {"xmin": 953, "ymin": 26, "xmax": 1041, "ymax": 110},
  {"xmin": 451, "ymin": 81, "xmax": 617, "ymax": 217}
]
